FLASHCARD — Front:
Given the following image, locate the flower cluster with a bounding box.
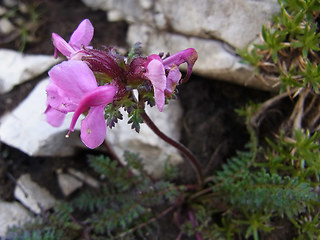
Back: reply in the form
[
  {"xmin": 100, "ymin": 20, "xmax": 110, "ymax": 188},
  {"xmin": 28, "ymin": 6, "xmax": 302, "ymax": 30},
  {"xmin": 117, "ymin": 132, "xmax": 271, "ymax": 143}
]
[{"xmin": 45, "ymin": 19, "xmax": 198, "ymax": 149}]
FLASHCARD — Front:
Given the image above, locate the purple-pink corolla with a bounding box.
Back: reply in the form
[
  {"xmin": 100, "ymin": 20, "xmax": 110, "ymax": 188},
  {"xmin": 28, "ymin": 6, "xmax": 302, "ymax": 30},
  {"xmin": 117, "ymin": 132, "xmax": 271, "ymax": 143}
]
[
  {"xmin": 45, "ymin": 60, "xmax": 117, "ymax": 149},
  {"xmin": 144, "ymin": 48, "xmax": 198, "ymax": 112},
  {"xmin": 52, "ymin": 19, "xmax": 93, "ymax": 59}
]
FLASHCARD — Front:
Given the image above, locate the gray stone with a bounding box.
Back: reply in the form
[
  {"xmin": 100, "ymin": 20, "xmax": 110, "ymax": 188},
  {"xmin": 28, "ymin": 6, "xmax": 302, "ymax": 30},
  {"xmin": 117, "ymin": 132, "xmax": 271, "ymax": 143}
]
[
  {"xmin": 82, "ymin": 0, "xmax": 154, "ymax": 22},
  {"xmin": 0, "ymin": 6, "xmax": 7, "ymax": 16},
  {"xmin": 0, "ymin": 200, "xmax": 32, "ymax": 237},
  {"xmin": 0, "ymin": 18, "xmax": 15, "ymax": 34},
  {"xmin": 68, "ymin": 168, "xmax": 100, "ymax": 188},
  {"xmin": 107, "ymin": 100, "xmax": 183, "ymax": 178},
  {"xmin": 153, "ymin": 0, "xmax": 279, "ymax": 49},
  {"xmin": 3, "ymin": 0, "xmax": 18, "ymax": 8},
  {"xmin": 139, "ymin": 0, "xmax": 153, "ymax": 9},
  {"xmin": 57, "ymin": 170, "xmax": 83, "ymax": 196},
  {"xmin": 82, "ymin": 0, "xmax": 280, "ymax": 90},
  {"xmin": 82, "ymin": 0, "xmax": 279, "ymax": 49},
  {"xmin": 0, "ymin": 49, "xmax": 59, "ymax": 94},
  {"xmin": 128, "ymin": 26, "xmax": 270, "ymax": 90},
  {"xmin": 14, "ymin": 174, "xmax": 56, "ymax": 214}
]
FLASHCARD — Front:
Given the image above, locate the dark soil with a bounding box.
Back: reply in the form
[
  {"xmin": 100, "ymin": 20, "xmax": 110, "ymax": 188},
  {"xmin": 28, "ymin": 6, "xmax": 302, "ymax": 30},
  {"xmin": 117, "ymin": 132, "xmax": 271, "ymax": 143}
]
[
  {"xmin": 0, "ymin": 0, "xmax": 273, "ymax": 239},
  {"xmin": 177, "ymin": 77, "xmax": 271, "ymax": 183}
]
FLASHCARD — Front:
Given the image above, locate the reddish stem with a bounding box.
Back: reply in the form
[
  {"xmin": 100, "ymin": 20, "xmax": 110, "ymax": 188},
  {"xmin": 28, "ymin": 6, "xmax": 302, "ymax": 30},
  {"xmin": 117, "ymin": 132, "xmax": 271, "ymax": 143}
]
[{"xmin": 140, "ymin": 110, "xmax": 204, "ymax": 186}]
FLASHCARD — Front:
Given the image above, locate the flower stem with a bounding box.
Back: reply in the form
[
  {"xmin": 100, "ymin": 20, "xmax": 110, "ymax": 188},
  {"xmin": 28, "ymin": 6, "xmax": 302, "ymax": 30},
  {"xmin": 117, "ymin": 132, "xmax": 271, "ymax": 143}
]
[{"xmin": 140, "ymin": 110, "xmax": 204, "ymax": 186}]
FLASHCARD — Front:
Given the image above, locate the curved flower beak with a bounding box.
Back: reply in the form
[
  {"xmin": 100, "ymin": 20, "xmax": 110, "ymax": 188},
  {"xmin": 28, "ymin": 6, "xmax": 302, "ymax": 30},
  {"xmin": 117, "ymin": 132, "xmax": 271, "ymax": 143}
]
[{"xmin": 163, "ymin": 48, "xmax": 198, "ymax": 83}]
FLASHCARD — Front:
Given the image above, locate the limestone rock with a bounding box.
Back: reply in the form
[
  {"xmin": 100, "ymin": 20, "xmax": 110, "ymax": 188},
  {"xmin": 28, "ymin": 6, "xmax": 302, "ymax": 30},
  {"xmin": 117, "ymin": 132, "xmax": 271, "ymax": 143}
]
[
  {"xmin": 0, "ymin": 49, "xmax": 59, "ymax": 94},
  {"xmin": 153, "ymin": 0, "xmax": 279, "ymax": 49},
  {"xmin": 57, "ymin": 169, "xmax": 100, "ymax": 196},
  {"xmin": 0, "ymin": 200, "xmax": 32, "ymax": 237},
  {"xmin": 128, "ymin": 26, "xmax": 269, "ymax": 90},
  {"xmin": 82, "ymin": 0, "xmax": 154, "ymax": 22},
  {"xmin": 0, "ymin": 18, "xmax": 15, "ymax": 34},
  {"xmin": 0, "ymin": 6, "xmax": 6, "ymax": 16},
  {"xmin": 14, "ymin": 174, "xmax": 56, "ymax": 214},
  {"xmin": 82, "ymin": 0, "xmax": 280, "ymax": 90},
  {"xmin": 82, "ymin": 0, "xmax": 279, "ymax": 49},
  {"xmin": 57, "ymin": 171, "xmax": 83, "ymax": 197},
  {"xmin": 68, "ymin": 168, "xmax": 100, "ymax": 188},
  {"xmin": 107, "ymin": 100, "xmax": 183, "ymax": 178},
  {"xmin": 3, "ymin": 0, "xmax": 18, "ymax": 8},
  {"xmin": 0, "ymin": 78, "xmax": 83, "ymax": 157}
]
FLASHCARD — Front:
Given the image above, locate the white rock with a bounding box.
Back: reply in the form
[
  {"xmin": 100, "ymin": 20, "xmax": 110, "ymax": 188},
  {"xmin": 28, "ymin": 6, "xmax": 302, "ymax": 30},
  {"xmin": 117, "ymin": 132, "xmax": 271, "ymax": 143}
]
[
  {"xmin": 82, "ymin": 0, "xmax": 280, "ymax": 90},
  {"xmin": 68, "ymin": 168, "xmax": 100, "ymax": 188},
  {"xmin": 0, "ymin": 49, "xmax": 59, "ymax": 94},
  {"xmin": 3, "ymin": 0, "xmax": 17, "ymax": 7},
  {"xmin": 154, "ymin": 0, "xmax": 279, "ymax": 49},
  {"xmin": 82, "ymin": 0, "xmax": 153, "ymax": 23},
  {"xmin": 14, "ymin": 174, "xmax": 56, "ymax": 214},
  {"xmin": 0, "ymin": 18, "xmax": 15, "ymax": 34},
  {"xmin": 128, "ymin": 24, "xmax": 153, "ymax": 47},
  {"xmin": 0, "ymin": 200, "xmax": 32, "ymax": 237},
  {"xmin": 107, "ymin": 100, "xmax": 183, "ymax": 178},
  {"xmin": 139, "ymin": 0, "xmax": 153, "ymax": 9},
  {"xmin": 153, "ymin": 7, "xmax": 167, "ymax": 30},
  {"xmin": 81, "ymin": 0, "xmax": 110, "ymax": 10},
  {"xmin": 57, "ymin": 171, "xmax": 83, "ymax": 196},
  {"xmin": 0, "ymin": 78, "xmax": 83, "ymax": 157},
  {"xmin": 0, "ymin": 6, "xmax": 7, "ymax": 16},
  {"xmin": 128, "ymin": 26, "xmax": 270, "ymax": 90},
  {"xmin": 108, "ymin": 9, "xmax": 125, "ymax": 22},
  {"xmin": 82, "ymin": 0, "xmax": 279, "ymax": 49}
]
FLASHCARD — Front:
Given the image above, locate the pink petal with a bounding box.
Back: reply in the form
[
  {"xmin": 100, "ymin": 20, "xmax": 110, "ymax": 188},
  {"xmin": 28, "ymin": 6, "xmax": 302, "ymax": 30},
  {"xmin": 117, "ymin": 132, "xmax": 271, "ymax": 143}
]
[
  {"xmin": 69, "ymin": 19, "xmax": 94, "ymax": 51},
  {"xmin": 45, "ymin": 106, "xmax": 66, "ymax": 127},
  {"xmin": 68, "ymin": 85, "xmax": 117, "ymax": 132},
  {"xmin": 154, "ymin": 88, "xmax": 165, "ymax": 112},
  {"xmin": 52, "ymin": 33, "xmax": 74, "ymax": 58},
  {"xmin": 145, "ymin": 57, "xmax": 166, "ymax": 111},
  {"xmin": 48, "ymin": 60, "xmax": 98, "ymax": 102},
  {"xmin": 165, "ymin": 65, "xmax": 181, "ymax": 95},
  {"xmin": 46, "ymin": 83, "xmax": 77, "ymax": 112},
  {"xmin": 80, "ymin": 106, "xmax": 106, "ymax": 149},
  {"xmin": 81, "ymin": 85, "xmax": 117, "ymax": 107}
]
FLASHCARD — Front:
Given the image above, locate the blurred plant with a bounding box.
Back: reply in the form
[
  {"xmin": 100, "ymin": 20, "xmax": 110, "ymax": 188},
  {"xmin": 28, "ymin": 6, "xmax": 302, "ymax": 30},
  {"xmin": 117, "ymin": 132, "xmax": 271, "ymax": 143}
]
[{"xmin": 0, "ymin": 1, "xmax": 43, "ymax": 51}]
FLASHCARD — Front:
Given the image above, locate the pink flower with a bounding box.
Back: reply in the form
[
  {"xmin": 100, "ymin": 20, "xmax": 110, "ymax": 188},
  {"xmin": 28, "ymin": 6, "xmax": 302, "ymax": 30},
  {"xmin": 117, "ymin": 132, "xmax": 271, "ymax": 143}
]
[
  {"xmin": 45, "ymin": 60, "xmax": 117, "ymax": 149},
  {"xmin": 144, "ymin": 48, "xmax": 198, "ymax": 111},
  {"xmin": 52, "ymin": 19, "xmax": 94, "ymax": 59}
]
